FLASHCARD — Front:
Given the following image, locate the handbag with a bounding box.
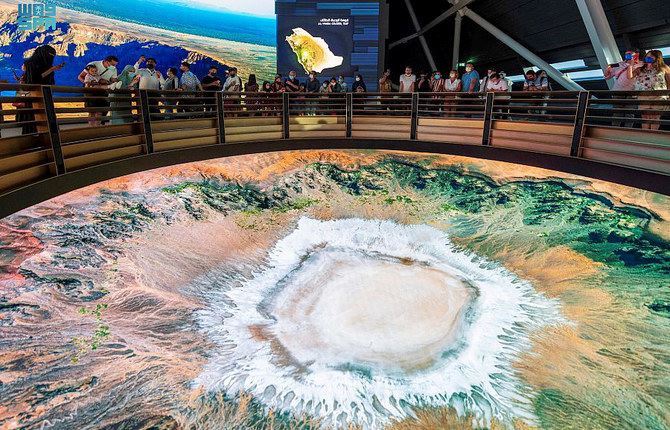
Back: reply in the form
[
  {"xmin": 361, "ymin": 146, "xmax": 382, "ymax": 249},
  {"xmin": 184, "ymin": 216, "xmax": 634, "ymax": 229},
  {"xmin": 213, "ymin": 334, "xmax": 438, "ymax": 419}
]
[{"xmin": 12, "ymin": 91, "xmax": 30, "ymax": 109}]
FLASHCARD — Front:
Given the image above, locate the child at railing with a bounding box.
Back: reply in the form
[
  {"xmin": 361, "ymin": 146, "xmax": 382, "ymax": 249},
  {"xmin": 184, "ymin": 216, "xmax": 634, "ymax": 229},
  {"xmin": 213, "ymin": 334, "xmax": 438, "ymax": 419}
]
[{"xmin": 83, "ymin": 64, "xmax": 108, "ymax": 127}]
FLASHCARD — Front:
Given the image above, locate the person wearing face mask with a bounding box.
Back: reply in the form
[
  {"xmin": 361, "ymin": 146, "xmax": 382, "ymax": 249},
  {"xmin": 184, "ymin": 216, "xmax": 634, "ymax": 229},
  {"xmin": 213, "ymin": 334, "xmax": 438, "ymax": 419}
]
[
  {"xmin": 327, "ymin": 77, "xmax": 342, "ymax": 93},
  {"xmin": 307, "ymin": 72, "xmax": 321, "ymax": 93},
  {"xmin": 399, "ymin": 66, "xmax": 416, "ymax": 93},
  {"xmin": 631, "ymin": 50, "xmax": 670, "ymax": 130},
  {"xmin": 443, "ymin": 70, "xmax": 462, "ymax": 117},
  {"xmin": 605, "ymin": 50, "xmax": 639, "ymax": 91},
  {"xmin": 338, "ymin": 75, "xmax": 348, "ymax": 92},
  {"xmin": 223, "ymin": 67, "xmax": 243, "ymax": 116},
  {"xmin": 461, "ymin": 63, "xmax": 480, "ymax": 93},
  {"xmin": 604, "ymin": 50, "xmax": 639, "ymax": 127},
  {"xmin": 223, "ymin": 67, "xmax": 242, "ymax": 93},
  {"xmin": 352, "ymin": 74, "xmax": 366, "ymax": 93},
  {"xmin": 285, "ymin": 70, "xmax": 300, "ymax": 92},
  {"xmin": 431, "ymin": 71, "xmax": 445, "ymax": 92},
  {"xmin": 132, "ymin": 56, "xmax": 165, "ymax": 116},
  {"xmin": 133, "ymin": 56, "xmax": 165, "ymax": 91}
]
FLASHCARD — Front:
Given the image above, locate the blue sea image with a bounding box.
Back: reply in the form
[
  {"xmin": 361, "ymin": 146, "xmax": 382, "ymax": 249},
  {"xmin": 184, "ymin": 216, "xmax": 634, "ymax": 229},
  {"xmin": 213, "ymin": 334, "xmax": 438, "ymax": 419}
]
[
  {"xmin": 53, "ymin": 0, "xmax": 276, "ymax": 46},
  {"xmin": 0, "ymin": 0, "xmax": 277, "ymax": 87}
]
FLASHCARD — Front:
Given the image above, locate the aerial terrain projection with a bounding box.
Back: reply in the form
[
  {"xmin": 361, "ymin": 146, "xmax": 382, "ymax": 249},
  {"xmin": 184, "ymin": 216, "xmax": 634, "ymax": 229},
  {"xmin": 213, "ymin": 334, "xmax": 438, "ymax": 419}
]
[
  {"xmin": 0, "ymin": 150, "xmax": 669, "ymax": 429},
  {"xmin": 0, "ymin": 0, "xmax": 276, "ymax": 85}
]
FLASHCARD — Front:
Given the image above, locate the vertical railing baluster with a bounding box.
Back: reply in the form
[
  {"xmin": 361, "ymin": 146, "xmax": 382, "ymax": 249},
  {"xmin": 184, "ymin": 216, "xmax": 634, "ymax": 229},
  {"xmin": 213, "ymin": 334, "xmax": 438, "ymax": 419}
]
[
  {"xmin": 216, "ymin": 91, "xmax": 226, "ymax": 144},
  {"xmin": 481, "ymin": 92, "xmax": 495, "ymax": 146},
  {"xmin": 41, "ymin": 86, "xmax": 65, "ymax": 175},
  {"xmin": 571, "ymin": 91, "xmax": 590, "ymax": 157},
  {"xmin": 410, "ymin": 92, "xmax": 419, "ymax": 140},
  {"xmin": 138, "ymin": 89, "xmax": 154, "ymax": 154},
  {"xmin": 346, "ymin": 93, "xmax": 353, "ymax": 138},
  {"xmin": 282, "ymin": 92, "xmax": 290, "ymax": 139}
]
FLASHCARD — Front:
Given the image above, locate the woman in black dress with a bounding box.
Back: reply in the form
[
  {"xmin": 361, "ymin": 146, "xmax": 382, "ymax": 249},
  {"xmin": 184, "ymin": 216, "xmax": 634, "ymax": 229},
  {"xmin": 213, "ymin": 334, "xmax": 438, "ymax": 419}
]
[{"xmin": 20, "ymin": 45, "xmax": 62, "ymax": 134}]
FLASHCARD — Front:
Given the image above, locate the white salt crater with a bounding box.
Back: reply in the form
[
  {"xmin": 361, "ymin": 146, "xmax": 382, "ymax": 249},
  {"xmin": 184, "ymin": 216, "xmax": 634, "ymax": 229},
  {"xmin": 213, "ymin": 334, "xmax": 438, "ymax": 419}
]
[{"xmin": 194, "ymin": 217, "xmax": 563, "ymax": 428}]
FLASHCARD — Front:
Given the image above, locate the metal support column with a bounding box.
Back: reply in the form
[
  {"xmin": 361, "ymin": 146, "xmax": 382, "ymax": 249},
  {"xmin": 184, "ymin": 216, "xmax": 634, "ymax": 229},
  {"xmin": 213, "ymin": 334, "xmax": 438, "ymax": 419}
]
[
  {"xmin": 570, "ymin": 91, "xmax": 590, "ymax": 157},
  {"xmin": 215, "ymin": 92, "xmax": 226, "ymax": 144},
  {"xmin": 346, "ymin": 93, "xmax": 353, "ymax": 138},
  {"xmin": 481, "ymin": 92, "xmax": 495, "ymax": 146},
  {"xmin": 41, "ymin": 86, "xmax": 65, "ymax": 175},
  {"xmin": 404, "ymin": 0, "xmax": 437, "ymax": 71},
  {"xmin": 452, "ymin": 13, "xmax": 463, "ymax": 70},
  {"xmin": 138, "ymin": 90, "xmax": 154, "ymax": 154},
  {"xmin": 282, "ymin": 92, "xmax": 290, "ymax": 139},
  {"xmin": 575, "ymin": 0, "xmax": 622, "ymax": 89},
  {"xmin": 410, "ymin": 93, "xmax": 419, "ymax": 140},
  {"xmin": 390, "ymin": 0, "xmax": 477, "ymax": 48},
  {"xmin": 462, "ymin": 7, "xmax": 585, "ymax": 91}
]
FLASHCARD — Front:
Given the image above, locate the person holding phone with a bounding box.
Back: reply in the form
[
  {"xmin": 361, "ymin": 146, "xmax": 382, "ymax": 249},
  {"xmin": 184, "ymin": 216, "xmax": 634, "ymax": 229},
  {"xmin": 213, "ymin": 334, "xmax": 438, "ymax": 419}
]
[
  {"xmin": 604, "ymin": 50, "xmax": 640, "ymax": 127},
  {"xmin": 604, "ymin": 50, "xmax": 639, "ymax": 91},
  {"xmin": 630, "ymin": 50, "xmax": 670, "ymax": 130}
]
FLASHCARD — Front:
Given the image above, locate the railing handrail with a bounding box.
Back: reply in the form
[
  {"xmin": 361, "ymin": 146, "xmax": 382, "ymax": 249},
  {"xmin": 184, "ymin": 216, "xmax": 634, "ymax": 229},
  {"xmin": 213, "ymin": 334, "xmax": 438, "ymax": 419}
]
[{"xmin": 0, "ymin": 82, "xmax": 668, "ymax": 212}]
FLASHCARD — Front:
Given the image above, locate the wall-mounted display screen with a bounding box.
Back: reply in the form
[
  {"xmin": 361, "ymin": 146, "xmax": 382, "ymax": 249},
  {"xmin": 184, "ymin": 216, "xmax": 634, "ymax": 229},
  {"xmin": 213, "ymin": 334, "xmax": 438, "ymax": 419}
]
[{"xmin": 276, "ymin": 0, "xmax": 386, "ymax": 90}]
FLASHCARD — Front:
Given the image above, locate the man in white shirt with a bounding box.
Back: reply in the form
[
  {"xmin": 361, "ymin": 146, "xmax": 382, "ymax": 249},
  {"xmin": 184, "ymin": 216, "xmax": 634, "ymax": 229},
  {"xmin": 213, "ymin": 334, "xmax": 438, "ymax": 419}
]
[
  {"xmin": 77, "ymin": 55, "xmax": 119, "ymax": 122},
  {"xmin": 133, "ymin": 56, "xmax": 165, "ymax": 91},
  {"xmin": 223, "ymin": 67, "xmax": 242, "ymax": 93},
  {"xmin": 399, "ymin": 66, "xmax": 416, "ymax": 93},
  {"xmin": 132, "ymin": 56, "xmax": 165, "ymax": 117},
  {"xmin": 78, "ymin": 55, "xmax": 119, "ymax": 85}
]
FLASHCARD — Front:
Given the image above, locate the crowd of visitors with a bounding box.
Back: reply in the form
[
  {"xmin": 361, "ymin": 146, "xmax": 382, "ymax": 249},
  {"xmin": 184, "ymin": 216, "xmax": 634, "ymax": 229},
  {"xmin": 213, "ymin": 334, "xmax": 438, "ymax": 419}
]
[{"xmin": 8, "ymin": 45, "xmax": 670, "ymax": 131}]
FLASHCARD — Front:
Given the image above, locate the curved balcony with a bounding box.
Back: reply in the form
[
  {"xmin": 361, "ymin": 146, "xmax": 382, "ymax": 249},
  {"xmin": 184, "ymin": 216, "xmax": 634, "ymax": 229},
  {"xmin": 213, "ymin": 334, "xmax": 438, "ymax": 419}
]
[{"xmin": 0, "ymin": 84, "xmax": 668, "ymax": 218}]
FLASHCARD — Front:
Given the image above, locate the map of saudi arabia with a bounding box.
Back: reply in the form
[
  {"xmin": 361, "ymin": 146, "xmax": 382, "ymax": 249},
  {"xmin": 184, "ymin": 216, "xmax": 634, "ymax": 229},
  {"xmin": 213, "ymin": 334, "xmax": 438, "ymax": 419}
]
[{"xmin": 286, "ymin": 27, "xmax": 343, "ymax": 73}]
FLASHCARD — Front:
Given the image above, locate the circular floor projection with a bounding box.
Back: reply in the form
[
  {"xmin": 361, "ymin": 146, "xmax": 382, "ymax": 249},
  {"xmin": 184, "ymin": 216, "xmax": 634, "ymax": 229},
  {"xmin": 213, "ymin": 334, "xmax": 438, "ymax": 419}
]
[{"xmin": 0, "ymin": 150, "xmax": 668, "ymax": 430}]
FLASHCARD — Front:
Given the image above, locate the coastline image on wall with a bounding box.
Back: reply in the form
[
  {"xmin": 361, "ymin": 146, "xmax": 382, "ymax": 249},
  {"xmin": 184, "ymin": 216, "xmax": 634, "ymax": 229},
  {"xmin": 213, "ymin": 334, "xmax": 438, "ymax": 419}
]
[
  {"xmin": 0, "ymin": 0, "xmax": 277, "ymax": 86},
  {"xmin": 276, "ymin": 0, "xmax": 384, "ymax": 90}
]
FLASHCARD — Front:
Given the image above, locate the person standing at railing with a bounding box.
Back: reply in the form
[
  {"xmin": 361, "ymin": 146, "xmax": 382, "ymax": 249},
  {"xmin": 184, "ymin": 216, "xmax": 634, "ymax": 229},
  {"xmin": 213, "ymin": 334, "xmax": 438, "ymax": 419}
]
[
  {"xmin": 22, "ymin": 45, "xmax": 63, "ymax": 135},
  {"xmin": 327, "ymin": 77, "xmax": 342, "ymax": 93},
  {"xmin": 162, "ymin": 68, "xmax": 180, "ymax": 120},
  {"xmin": 83, "ymin": 64, "xmax": 107, "ymax": 127},
  {"xmin": 77, "ymin": 55, "xmax": 118, "ymax": 124},
  {"xmin": 271, "ymin": 74, "xmax": 286, "ymax": 93},
  {"xmin": 305, "ymin": 72, "xmax": 321, "ymax": 116},
  {"xmin": 479, "ymin": 68, "xmax": 496, "ymax": 94},
  {"xmin": 523, "ymin": 70, "xmax": 549, "ymax": 119},
  {"xmin": 417, "ymin": 72, "xmax": 432, "ymax": 93},
  {"xmin": 399, "ymin": 66, "xmax": 416, "ymax": 93},
  {"xmin": 338, "ymin": 76, "xmax": 349, "ymax": 93},
  {"xmin": 379, "ymin": 69, "xmax": 394, "ymax": 93},
  {"xmin": 201, "ymin": 66, "xmax": 222, "ymax": 116},
  {"xmin": 443, "ymin": 70, "xmax": 462, "ymax": 118},
  {"xmin": 133, "ymin": 57, "xmax": 165, "ymax": 117},
  {"xmin": 178, "ymin": 62, "xmax": 202, "ymax": 118},
  {"xmin": 630, "ymin": 50, "xmax": 670, "ymax": 131},
  {"xmin": 244, "ymin": 74, "xmax": 259, "ymax": 116},
  {"xmin": 604, "ymin": 50, "xmax": 640, "ymax": 128},
  {"xmin": 261, "ymin": 81, "xmax": 273, "ymax": 116},
  {"xmin": 110, "ymin": 65, "xmax": 137, "ymax": 125},
  {"xmin": 285, "ymin": 71, "xmax": 300, "ymax": 92},
  {"xmin": 352, "ymin": 74, "xmax": 367, "ymax": 93},
  {"xmin": 461, "ymin": 63, "xmax": 480, "ymax": 93},
  {"xmin": 485, "ymin": 73, "xmax": 510, "ymax": 120},
  {"xmin": 223, "ymin": 67, "xmax": 242, "ymax": 117}
]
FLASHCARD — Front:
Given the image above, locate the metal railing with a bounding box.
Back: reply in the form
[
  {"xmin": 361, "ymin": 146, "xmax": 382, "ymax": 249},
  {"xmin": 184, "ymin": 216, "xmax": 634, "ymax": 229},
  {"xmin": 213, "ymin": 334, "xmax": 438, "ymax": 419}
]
[{"xmin": 0, "ymin": 84, "xmax": 668, "ymax": 202}]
